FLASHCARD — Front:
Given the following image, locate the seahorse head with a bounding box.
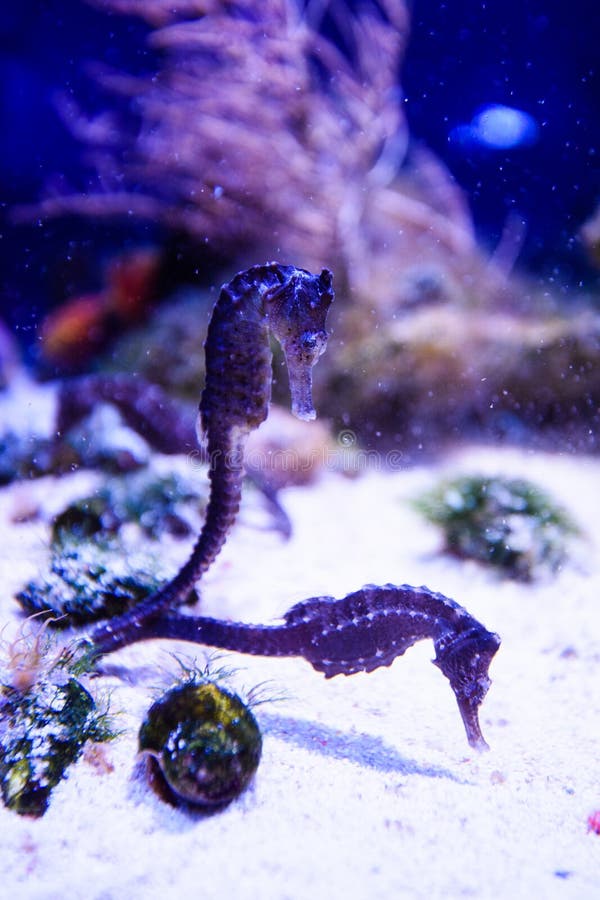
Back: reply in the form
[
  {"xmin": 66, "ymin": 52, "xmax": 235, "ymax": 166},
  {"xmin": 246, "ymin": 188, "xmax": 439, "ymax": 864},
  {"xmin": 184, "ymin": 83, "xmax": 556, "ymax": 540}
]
[{"xmin": 264, "ymin": 267, "xmax": 334, "ymax": 421}]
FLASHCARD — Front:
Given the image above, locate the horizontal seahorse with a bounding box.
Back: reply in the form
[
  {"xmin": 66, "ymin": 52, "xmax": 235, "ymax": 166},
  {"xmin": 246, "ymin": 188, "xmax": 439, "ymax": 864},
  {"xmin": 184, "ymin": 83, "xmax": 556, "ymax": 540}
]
[
  {"xmin": 91, "ymin": 263, "xmax": 334, "ymax": 654},
  {"xmin": 93, "ymin": 583, "xmax": 500, "ymax": 751}
]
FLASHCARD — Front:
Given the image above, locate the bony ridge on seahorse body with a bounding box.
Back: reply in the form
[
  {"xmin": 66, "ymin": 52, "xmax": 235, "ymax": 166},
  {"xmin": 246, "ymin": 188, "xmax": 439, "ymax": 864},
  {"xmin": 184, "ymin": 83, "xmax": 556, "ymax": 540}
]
[{"xmin": 91, "ymin": 263, "xmax": 334, "ymax": 654}]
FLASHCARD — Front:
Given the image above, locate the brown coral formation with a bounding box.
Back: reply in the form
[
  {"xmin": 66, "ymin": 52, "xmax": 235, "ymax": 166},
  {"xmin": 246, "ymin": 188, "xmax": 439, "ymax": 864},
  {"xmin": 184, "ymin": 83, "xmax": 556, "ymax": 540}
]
[
  {"xmin": 39, "ymin": 248, "xmax": 161, "ymax": 368},
  {"xmin": 318, "ymin": 304, "xmax": 600, "ymax": 455}
]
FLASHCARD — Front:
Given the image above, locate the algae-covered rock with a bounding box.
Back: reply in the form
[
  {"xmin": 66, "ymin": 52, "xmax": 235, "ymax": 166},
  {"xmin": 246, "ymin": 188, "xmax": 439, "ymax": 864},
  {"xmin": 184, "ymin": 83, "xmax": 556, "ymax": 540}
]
[
  {"xmin": 52, "ymin": 469, "xmax": 207, "ymax": 544},
  {"xmin": 0, "ymin": 641, "xmax": 115, "ymax": 817},
  {"xmin": 139, "ymin": 677, "xmax": 262, "ymax": 808},
  {"xmin": 59, "ymin": 404, "xmax": 152, "ymax": 473},
  {"xmin": 15, "ymin": 541, "xmax": 168, "ymax": 626},
  {"xmin": 16, "ymin": 468, "xmax": 205, "ymax": 625},
  {"xmin": 415, "ymin": 474, "xmax": 579, "ymax": 580},
  {"xmin": 0, "ymin": 404, "xmax": 153, "ymax": 486}
]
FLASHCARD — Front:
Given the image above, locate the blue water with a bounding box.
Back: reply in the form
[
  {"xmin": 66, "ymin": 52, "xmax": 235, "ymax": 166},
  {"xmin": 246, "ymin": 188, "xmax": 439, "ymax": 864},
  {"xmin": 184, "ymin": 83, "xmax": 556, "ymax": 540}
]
[
  {"xmin": 403, "ymin": 1, "xmax": 599, "ymax": 275},
  {"xmin": 1, "ymin": 0, "xmax": 598, "ymax": 330}
]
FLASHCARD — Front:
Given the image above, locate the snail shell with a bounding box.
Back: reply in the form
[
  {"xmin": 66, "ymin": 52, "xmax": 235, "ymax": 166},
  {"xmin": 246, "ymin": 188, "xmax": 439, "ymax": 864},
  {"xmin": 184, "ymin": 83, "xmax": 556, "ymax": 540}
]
[{"xmin": 138, "ymin": 681, "xmax": 262, "ymax": 807}]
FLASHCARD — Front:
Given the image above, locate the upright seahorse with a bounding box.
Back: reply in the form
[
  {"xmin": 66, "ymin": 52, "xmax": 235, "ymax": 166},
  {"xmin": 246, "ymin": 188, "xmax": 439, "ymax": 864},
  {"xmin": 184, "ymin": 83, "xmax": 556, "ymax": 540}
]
[
  {"xmin": 91, "ymin": 263, "xmax": 334, "ymax": 654},
  {"xmin": 93, "ymin": 583, "xmax": 501, "ymax": 751}
]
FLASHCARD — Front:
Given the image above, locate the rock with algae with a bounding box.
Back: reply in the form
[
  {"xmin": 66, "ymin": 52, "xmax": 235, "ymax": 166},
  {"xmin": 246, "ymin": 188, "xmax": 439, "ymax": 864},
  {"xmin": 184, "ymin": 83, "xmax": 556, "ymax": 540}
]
[
  {"xmin": 317, "ymin": 305, "xmax": 600, "ymax": 456},
  {"xmin": 139, "ymin": 671, "xmax": 262, "ymax": 808},
  {"xmin": 0, "ymin": 431, "xmax": 61, "ymax": 486},
  {"xmin": 0, "ymin": 632, "xmax": 116, "ymax": 817},
  {"xmin": 414, "ymin": 474, "xmax": 579, "ymax": 580},
  {"xmin": 16, "ymin": 468, "xmax": 205, "ymax": 625},
  {"xmin": 0, "ymin": 405, "xmax": 151, "ymax": 487},
  {"xmin": 51, "ymin": 468, "xmax": 207, "ymax": 543},
  {"xmin": 15, "ymin": 540, "xmax": 168, "ymax": 627}
]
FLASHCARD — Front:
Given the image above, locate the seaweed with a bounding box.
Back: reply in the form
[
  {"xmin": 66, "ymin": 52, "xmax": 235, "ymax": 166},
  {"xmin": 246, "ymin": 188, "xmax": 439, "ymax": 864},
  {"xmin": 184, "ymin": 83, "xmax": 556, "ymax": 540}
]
[
  {"xmin": 31, "ymin": 0, "xmax": 414, "ymax": 285},
  {"xmin": 16, "ymin": 1, "xmax": 598, "ymax": 455},
  {"xmin": 27, "ymin": 0, "xmax": 507, "ymax": 325}
]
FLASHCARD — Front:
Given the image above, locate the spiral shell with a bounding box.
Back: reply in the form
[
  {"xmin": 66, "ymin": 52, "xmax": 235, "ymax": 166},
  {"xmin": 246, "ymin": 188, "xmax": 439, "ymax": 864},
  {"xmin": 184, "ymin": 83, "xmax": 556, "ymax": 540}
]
[{"xmin": 138, "ymin": 681, "xmax": 262, "ymax": 807}]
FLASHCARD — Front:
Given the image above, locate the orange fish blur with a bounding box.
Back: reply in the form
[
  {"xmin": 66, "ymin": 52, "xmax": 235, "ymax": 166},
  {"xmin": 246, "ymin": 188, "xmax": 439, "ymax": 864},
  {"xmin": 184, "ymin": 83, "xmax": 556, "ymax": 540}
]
[{"xmin": 40, "ymin": 248, "xmax": 161, "ymax": 368}]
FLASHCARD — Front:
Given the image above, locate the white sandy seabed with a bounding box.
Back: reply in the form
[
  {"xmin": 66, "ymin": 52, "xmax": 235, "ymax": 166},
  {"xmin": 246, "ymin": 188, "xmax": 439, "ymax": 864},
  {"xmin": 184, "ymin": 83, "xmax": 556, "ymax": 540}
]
[{"xmin": 0, "ymin": 435, "xmax": 599, "ymax": 900}]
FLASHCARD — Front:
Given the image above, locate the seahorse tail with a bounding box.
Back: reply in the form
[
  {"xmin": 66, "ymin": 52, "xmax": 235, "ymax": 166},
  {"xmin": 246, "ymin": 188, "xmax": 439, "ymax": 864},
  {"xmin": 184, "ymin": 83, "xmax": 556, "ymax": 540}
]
[
  {"xmin": 150, "ymin": 615, "xmax": 297, "ymax": 657},
  {"xmin": 91, "ymin": 443, "xmax": 245, "ymax": 654},
  {"xmin": 183, "ymin": 447, "xmax": 245, "ymax": 578}
]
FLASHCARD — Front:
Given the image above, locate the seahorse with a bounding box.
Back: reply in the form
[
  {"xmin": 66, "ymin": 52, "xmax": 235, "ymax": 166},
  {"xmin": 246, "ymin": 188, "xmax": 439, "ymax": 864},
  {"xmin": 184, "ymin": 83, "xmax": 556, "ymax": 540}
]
[
  {"xmin": 93, "ymin": 583, "xmax": 501, "ymax": 751},
  {"xmin": 91, "ymin": 263, "xmax": 334, "ymax": 654}
]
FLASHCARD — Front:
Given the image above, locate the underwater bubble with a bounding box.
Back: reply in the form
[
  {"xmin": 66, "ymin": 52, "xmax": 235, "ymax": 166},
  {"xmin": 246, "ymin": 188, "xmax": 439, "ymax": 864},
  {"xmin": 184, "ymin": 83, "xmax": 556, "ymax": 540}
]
[{"xmin": 450, "ymin": 104, "xmax": 539, "ymax": 150}]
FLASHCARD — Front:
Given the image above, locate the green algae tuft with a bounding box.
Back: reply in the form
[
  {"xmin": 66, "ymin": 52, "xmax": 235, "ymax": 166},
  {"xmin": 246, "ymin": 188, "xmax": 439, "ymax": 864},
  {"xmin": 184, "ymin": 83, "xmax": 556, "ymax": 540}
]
[{"xmin": 415, "ymin": 474, "xmax": 579, "ymax": 580}]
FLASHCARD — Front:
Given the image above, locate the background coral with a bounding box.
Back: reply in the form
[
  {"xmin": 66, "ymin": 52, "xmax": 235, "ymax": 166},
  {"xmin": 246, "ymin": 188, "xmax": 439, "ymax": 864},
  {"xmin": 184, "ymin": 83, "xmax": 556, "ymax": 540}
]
[
  {"xmin": 317, "ymin": 304, "xmax": 600, "ymax": 455},
  {"xmin": 33, "ymin": 0, "xmax": 504, "ymax": 310},
  {"xmin": 39, "ymin": 248, "xmax": 161, "ymax": 369},
  {"xmin": 17, "ymin": 0, "xmax": 600, "ymax": 456}
]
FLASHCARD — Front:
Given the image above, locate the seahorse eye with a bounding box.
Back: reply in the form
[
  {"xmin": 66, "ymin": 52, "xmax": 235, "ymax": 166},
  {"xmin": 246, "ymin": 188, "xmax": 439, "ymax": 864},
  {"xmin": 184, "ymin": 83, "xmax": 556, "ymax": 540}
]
[{"xmin": 300, "ymin": 329, "xmax": 327, "ymax": 359}]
